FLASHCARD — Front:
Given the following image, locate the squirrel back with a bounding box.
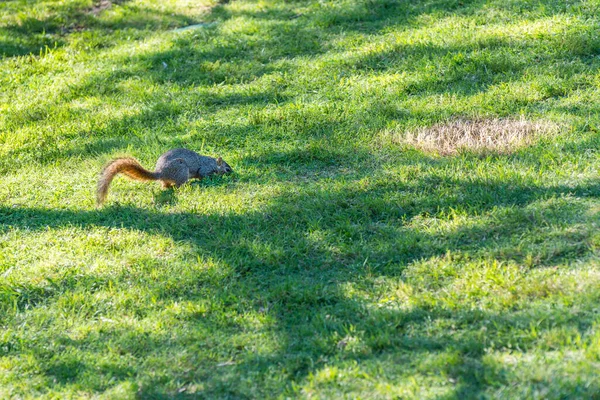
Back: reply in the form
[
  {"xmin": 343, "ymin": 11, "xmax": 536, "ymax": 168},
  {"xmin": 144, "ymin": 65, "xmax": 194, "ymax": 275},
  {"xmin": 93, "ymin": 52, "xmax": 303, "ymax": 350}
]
[
  {"xmin": 96, "ymin": 149, "xmax": 232, "ymax": 206},
  {"xmin": 155, "ymin": 148, "xmax": 232, "ymax": 178}
]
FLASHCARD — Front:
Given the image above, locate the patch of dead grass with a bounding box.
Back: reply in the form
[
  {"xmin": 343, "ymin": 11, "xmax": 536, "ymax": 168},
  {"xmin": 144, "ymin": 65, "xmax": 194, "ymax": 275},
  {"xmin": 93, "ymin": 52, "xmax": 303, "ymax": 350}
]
[{"xmin": 391, "ymin": 118, "xmax": 560, "ymax": 155}]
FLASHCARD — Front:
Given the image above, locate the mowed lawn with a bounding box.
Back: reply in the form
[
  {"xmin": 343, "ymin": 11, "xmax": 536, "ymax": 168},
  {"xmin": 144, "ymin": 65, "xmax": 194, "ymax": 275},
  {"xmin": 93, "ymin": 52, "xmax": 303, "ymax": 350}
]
[{"xmin": 2, "ymin": 0, "xmax": 600, "ymax": 397}]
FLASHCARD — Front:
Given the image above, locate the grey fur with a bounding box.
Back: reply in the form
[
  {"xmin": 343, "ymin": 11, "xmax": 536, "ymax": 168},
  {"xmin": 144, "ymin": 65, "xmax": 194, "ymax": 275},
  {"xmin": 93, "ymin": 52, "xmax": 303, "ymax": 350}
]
[{"xmin": 155, "ymin": 148, "xmax": 233, "ymax": 179}]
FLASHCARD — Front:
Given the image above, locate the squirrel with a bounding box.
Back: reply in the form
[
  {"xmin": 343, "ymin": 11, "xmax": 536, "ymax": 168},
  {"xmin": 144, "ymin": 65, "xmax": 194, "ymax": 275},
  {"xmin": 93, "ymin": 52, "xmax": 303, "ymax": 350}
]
[{"xmin": 97, "ymin": 148, "xmax": 233, "ymax": 205}]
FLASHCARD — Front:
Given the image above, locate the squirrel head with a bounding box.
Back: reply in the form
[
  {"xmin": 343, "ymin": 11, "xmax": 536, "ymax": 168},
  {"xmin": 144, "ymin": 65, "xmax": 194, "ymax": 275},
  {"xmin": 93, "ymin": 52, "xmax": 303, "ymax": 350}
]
[{"xmin": 215, "ymin": 156, "xmax": 233, "ymax": 175}]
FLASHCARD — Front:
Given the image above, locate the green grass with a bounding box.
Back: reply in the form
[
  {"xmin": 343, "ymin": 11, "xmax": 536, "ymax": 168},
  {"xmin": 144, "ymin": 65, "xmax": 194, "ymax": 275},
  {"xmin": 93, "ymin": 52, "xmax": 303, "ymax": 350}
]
[{"xmin": 2, "ymin": 0, "xmax": 600, "ymax": 397}]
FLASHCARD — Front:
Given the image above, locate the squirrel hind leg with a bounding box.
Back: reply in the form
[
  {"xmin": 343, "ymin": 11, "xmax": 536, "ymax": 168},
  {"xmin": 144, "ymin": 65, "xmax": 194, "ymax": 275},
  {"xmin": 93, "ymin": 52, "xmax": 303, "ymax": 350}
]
[
  {"xmin": 160, "ymin": 158, "xmax": 189, "ymax": 189},
  {"xmin": 173, "ymin": 166, "xmax": 189, "ymax": 187}
]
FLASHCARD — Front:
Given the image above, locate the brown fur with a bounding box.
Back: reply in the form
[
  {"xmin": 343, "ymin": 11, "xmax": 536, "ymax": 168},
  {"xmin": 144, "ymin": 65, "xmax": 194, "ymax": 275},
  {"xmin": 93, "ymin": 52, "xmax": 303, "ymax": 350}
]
[
  {"xmin": 96, "ymin": 158, "xmax": 158, "ymax": 205},
  {"xmin": 389, "ymin": 118, "xmax": 559, "ymax": 155}
]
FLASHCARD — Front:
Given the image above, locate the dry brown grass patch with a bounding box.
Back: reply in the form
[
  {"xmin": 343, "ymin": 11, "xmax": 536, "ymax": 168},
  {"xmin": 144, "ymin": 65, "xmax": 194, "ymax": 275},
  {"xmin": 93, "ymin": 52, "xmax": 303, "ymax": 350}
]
[{"xmin": 392, "ymin": 118, "xmax": 560, "ymax": 155}]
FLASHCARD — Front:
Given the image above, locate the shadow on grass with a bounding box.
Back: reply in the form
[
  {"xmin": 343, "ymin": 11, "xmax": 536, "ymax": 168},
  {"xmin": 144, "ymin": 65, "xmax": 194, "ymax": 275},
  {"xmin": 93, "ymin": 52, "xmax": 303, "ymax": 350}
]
[
  {"xmin": 0, "ymin": 0, "xmax": 203, "ymax": 57},
  {"xmin": 6, "ymin": 0, "xmax": 599, "ymax": 175},
  {"xmin": 3, "ymin": 0, "xmax": 600, "ymax": 396},
  {"xmin": 3, "ymin": 0, "xmax": 598, "ymax": 178},
  {"xmin": 1, "ymin": 171, "xmax": 599, "ymax": 396},
  {"xmin": 152, "ymin": 187, "xmax": 178, "ymax": 206}
]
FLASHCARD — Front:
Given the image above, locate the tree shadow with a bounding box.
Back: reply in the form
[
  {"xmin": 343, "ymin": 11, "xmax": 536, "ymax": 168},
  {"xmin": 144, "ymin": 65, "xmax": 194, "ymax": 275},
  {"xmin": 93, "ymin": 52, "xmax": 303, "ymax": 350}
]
[
  {"xmin": 5, "ymin": 0, "xmax": 596, "ymax": 175},
  {"xmin": 3, "ymin": 0, "xmax": 600, "ymax": 396},
  {"xmin": 1, "ymin": 169, "xmax": 599, "ymax": 396},
  {"xmin": 0, "ymin": 0, "xmax": 198, "ymax": 58}
]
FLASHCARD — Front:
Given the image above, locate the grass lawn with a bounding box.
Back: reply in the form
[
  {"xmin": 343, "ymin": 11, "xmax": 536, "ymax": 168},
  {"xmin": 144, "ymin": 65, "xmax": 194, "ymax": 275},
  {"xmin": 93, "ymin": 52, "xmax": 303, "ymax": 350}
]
[{"xmin": 2, "ymin": 0, "xmax": 600, "ymax": 397}]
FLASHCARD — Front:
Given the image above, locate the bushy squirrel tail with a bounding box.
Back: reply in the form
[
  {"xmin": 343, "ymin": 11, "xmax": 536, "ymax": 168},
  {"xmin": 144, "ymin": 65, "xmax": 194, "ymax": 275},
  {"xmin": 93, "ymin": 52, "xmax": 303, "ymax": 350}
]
[{"xmin": 97, "ymin": 158, "xmax": 159, "ymax": 205}]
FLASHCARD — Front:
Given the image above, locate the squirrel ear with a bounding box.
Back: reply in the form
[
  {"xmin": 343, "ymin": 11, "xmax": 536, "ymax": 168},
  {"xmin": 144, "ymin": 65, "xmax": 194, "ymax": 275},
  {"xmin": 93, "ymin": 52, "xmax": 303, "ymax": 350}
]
[{"xmin": 216, "ymin": 157, "xmax": 223, "ymax": 166}]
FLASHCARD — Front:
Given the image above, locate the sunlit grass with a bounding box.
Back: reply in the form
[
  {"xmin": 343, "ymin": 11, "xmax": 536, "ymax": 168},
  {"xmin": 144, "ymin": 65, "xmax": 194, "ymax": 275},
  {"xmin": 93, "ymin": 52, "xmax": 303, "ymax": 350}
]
[{"xmin": 2, "ymin": 0, "xmax": 600, "ymax": 398}]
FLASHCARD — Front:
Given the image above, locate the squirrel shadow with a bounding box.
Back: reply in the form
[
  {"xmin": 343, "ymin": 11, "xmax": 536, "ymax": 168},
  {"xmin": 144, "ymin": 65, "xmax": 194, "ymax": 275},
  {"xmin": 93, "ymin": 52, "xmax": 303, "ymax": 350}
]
[
  {"xmin": 190, "ymin": 174, "xmax": 235, "ymax": 188},
  {"xmin": 151, "ymin": 175, "xmax": 234, "ymax": 206},
  {"xmin": 152, "ymin": 187, "xmax": 178, "ymax": 206}
]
